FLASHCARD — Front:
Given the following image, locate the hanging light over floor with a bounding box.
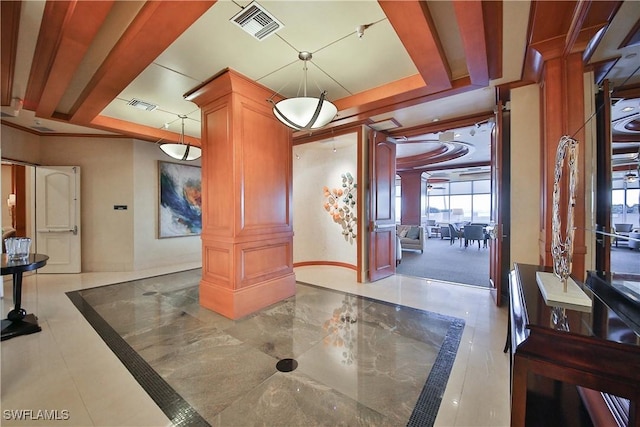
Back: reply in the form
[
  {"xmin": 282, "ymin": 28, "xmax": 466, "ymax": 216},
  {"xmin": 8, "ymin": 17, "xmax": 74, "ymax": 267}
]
[
  {"xmin": 160, "ymin": 115, "xmax": 201, "ymax": 161},
  {"xmin": 269, "ymin": 51, "xmax": 337, "ymax": 131}
]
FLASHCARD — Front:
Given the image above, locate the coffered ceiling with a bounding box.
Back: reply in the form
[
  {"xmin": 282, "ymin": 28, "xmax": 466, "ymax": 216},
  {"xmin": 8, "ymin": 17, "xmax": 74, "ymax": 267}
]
[{"xmin": 1, "ymin": 0, "xmax": 639, "ymax": 176}]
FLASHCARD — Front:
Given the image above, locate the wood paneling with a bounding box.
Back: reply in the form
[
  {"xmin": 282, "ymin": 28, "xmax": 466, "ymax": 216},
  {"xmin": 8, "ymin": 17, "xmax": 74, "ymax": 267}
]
[
  {"xmin": 188, "ymin": 69, "xmax": 294, "ymax": 320},
  {"xmin": 454, "ymin": 1, "xmax": 489, "ymax": 86},
  {"xmin": 35, "ymin": 1, "xmax": 114, "ymax": 119},
  {"xmin": 24, "ymin": 1, "xmax": 75, "ymax": 111},
  {"xmin": 378, "ymin": 0, "xmax": 452, "ymax": 91},
  {"xmin": 397, "ymin": 171, "xmax": 423, "ymax": 226},
  {"xmin": 1, "ymin": 1, "xmax": 21, "ymax": 106},
  {"xmin": 538, "ymin": 54, "xmax": 586, "ymax": 281}
]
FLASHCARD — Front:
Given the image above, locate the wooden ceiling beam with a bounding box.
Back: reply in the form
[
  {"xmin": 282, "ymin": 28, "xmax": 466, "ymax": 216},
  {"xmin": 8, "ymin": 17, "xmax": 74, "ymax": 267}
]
[
  {"xmin": 453, "ymin": 0, "xmax": 489, "ymax": 86},
  {"xmin": 378, "ymin": 0, "xmax": 452, "ymax": 91},
  {"xmin": 89, "ymin": 115, "xmax": 201, "ymax": 147},
  {"xmin": 1, "ymin": 1, "xmax": 21, "ymax": 106},
  {"xmin": 69, "ymin": 0, "xmax": 216, "ymax": 125},
  {"xmin": 23, "ymin": 1, "xmax": 76, "ymax": 111},
  {"xmin": 522, "ymin": 0, "xmax": 623, "ymax": 83},
  {"xmin": 35, "ymin": 1, "xmax": 114, "ymax": 119}
]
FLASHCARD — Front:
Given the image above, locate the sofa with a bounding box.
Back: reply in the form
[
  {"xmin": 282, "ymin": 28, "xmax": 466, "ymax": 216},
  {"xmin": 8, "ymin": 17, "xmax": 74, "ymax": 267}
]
[{"xmin": 396, "ymin": 224, "xmax": 425, "ymax": 253}]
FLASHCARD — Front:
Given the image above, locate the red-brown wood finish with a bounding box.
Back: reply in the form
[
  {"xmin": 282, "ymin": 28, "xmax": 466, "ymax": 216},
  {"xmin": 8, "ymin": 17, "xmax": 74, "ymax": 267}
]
[
  {"xmin": 70, "ymin": 1, "xmax": 215, "ymax": 124},
  {"xmin": 538, "ymin": 53, "xmax": 586, "ymax": 281},
  {"xmin": 293, "ymin": 261, "xmax": 357, "ymax": 271},
  {"xmin": 378, "ymin": 1, "xmax": 452, "ymax": 91},
  {"xmin": 453, "ymin": 0, "xmax": 489, "ymax": 86},
  {"xmin": 11, "ymin": 165, "xmax": 26, "ymax": 237},
  {"xmin": 185, "ymin": 69, "xmax": 295, "ymax": 320},
  {"xmin": 490, "ymin": 102, "xmax": 504, "ymax": 306},
  {"xmin": 368, "ymin": 131, "xmax": 397, "ymax": 282},
  {"xmin": 1, "ymin": 1, "xmax": 21, "ymax": 106},
  {"xmin": 397, "ymin": 170, "xmax": 423, "ymax": 226},
  {"xmin": 509, "ymin": 264, "xmax": 640, "ymax": 427},
  {"xmin": 35, "ymin": 1, "xmax": 115, "ymax": 119},
  {"xmin": 24, "ymin": 1, "xmax": 75, "ymax": 111}
]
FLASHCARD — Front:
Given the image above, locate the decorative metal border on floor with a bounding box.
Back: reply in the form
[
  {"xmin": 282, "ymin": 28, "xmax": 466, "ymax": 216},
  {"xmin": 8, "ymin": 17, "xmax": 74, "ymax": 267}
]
[
  {"xmin": 68, "ymin": 276, "xmax": 465, "ymax": 427},
  {"xmin": 407, "ymin": 317, "xmax": 466, "ymax": 427},
  {"xmin": 66, "ymin": 291, "xmax": 211, "ymax": 427}
]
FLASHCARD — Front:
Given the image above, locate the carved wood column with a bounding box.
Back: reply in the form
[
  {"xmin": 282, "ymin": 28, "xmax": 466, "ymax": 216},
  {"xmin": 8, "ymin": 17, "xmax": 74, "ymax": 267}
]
[
  {"xmin": 185, "ymin": 69, "xmax": 295, "ymax": 319},
  {"xmin": 397, "ymin": 170, "xmax": 423, "ymax": 225},
  {"xmin": 539, "ymin": 52, "xmax": 587, "ymax": 280}
]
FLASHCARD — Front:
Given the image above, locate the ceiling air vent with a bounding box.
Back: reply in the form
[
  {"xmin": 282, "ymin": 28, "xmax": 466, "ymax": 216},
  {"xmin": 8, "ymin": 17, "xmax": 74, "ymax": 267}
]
[
  {"xmin": 230, "ymin": 1, "xmax": 283, "ymax": 41},
  {"xmin": 127, "ymin": 98, "xmax": 157, "ymax": 111},
  {"xmin": 32, "ymin": 126, "xmax": 55, "ymax": 132}
]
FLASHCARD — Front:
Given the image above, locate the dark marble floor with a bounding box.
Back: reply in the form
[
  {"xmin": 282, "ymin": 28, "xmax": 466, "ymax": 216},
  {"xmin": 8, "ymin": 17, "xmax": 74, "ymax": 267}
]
[{"xmin": 67, "ymin": 269, "xmax": 464, "ymax": 427}]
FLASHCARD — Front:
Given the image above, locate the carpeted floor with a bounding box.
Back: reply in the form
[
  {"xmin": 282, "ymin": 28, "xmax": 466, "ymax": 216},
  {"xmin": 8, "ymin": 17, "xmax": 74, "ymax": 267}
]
[
  {"xmin": 397, "ymin": 236, "xmax": 490, "ymax": 288},
  {"xmin": 611, "ymin": 245, "xmax": 640, "ymax": 274},
  {"xmin": 66, "ymin": 269, "xmax": 465, "ymax": 427}
]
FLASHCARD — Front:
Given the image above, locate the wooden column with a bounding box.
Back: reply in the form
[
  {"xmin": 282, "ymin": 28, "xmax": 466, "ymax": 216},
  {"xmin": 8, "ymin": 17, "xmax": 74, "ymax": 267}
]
[
  {"xmin": 185, "ymin": 69, "xmax": 295, "ymax": 319},
  {"xmin": 539, "ymin": 52, "xmax": 587, "ymax": 280},
  {"xmin": 397, "ymin": 170, "xmax": 423, "ymax": 225}
]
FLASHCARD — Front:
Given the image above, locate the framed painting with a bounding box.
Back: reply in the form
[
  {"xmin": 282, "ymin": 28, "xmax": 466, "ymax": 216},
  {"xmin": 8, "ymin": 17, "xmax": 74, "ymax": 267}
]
[{"xmin": 158, "ymin": 161, "xmax": 202, "ymax": 238}]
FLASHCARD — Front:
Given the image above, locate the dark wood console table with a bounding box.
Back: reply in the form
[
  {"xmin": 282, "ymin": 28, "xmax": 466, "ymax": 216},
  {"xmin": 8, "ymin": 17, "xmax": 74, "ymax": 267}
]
[
  {"xmin": 509, "ymin": 263, "xmax": 639, "ymax": 427},
  {"xmin": 1, "ymin": 253, "xmax": 49, "ymax": 341}
]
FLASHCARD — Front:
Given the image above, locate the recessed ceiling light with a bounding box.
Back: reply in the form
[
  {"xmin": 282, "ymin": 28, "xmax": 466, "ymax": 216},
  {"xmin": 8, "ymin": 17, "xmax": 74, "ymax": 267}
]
[
  {"xmin": 454, "ymin": 133, "xmax": 461, "ymax": 138},
  {"xmin": 621, "ymin": 106, "xmax": 635, "ymax": 112},
  {"xmin": 432, "ymin": 118, "xmax": 440, "ymax": 122}
]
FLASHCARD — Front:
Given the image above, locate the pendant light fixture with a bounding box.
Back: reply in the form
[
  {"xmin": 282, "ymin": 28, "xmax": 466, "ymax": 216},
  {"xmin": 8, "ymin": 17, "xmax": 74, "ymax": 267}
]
[
  {"xmin": 269, "ymin": 51, "xmax": 337, "ymax": 131},
  {"xmin": 159, "ymin": 115, "xmax": 201, "ymax": 161}
]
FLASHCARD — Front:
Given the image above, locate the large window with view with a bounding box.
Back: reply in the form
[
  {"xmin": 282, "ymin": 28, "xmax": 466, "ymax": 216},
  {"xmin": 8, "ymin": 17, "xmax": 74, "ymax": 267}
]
[
  {"xmin": 426, "ymin": 179, "xmax": 492, "ymax": 224},
  {"xmin": 612, "ymin": 178, "xmax": 639, "ymax": 230}
]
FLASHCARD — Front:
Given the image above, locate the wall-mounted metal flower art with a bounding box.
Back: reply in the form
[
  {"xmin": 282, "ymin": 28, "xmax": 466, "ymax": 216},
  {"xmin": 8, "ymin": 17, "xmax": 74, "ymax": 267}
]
[{"xmin": 323, "ymin": 172, "xmax": 357, "ymax": 242}]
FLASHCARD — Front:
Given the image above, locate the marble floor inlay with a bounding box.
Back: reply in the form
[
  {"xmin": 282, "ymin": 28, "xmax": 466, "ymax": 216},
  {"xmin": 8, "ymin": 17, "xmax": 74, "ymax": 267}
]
[{"xmin": 66, "ymin": 269, "xmax": 465, "ymax": 426}]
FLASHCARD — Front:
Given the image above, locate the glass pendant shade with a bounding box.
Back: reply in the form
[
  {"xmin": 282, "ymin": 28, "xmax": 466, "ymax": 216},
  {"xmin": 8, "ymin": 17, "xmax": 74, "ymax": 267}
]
[
  {"xmin": 160, "ymin": 143, "xmax": 201, "ymax": 161},
  {"xmin": 273, "ymin": 96, "xmax": 337, "ymax": 131},
  {"xmin": 269, "ymin": 51, "xmax": 337, "ymax": 131},
  {"xmin": 159, "ymin": 115, "xmax": 201, "ymax": 161}
]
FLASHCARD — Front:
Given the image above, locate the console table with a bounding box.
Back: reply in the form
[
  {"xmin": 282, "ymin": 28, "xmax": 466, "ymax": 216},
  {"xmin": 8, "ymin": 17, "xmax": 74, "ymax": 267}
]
[
  {"xmin": 1, "ymin": 253, "xmax": 49, "ymax": 341},
  {"xmin": 509, "ymin": 263, "xmax": 639, "ymax": 427}
]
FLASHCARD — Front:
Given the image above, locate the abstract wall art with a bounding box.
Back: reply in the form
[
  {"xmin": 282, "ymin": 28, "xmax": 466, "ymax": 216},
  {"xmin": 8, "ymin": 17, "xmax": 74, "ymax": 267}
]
[
  {"xmin": 158, "ymin": 161, "xmax": 202, "ymax": 238},
  {"xmin": 323, "ymin": 171, "xmax": 357, "ymax": 243}
]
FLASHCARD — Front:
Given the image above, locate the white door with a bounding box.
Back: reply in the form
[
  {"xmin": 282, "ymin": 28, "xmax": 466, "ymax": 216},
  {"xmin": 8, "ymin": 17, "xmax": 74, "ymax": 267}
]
[{"xmin": 35, "ymin": 166, "xmax": 81, "ymax": 273}]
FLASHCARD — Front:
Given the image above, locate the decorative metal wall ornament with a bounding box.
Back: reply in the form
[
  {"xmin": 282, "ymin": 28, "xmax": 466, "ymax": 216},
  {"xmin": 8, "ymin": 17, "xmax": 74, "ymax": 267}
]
[
  {"xmin": 322, "ymin": 172, "xmax": 357, "ymax": 242},
  {"xmin": 551, "ymin": 135, "xmax": 579, "ymax": 291}
]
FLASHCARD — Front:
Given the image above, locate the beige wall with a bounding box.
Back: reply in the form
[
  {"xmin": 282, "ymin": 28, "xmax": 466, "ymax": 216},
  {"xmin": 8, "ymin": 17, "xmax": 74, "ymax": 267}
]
[
  {"xmin": 133, "ymin": 140, "xmax": 201, "ymax": 270},
  {"xmin": 510, "ymin": 84, "xmax": 542, "ymax": 267},
  {"xmin": 0, "ymin": 124, "xmax": 202, "ymax": 272}
]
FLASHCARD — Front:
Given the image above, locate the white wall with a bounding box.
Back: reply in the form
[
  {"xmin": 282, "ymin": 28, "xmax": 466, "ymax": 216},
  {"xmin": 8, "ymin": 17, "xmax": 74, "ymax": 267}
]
[
  {"xmin": 510, "ymin": 84, "xmax": 542, "ymax": 267},
  {"xmin": 0, "ymin": 125, "xmax": 202, "ymax": 272},
  {"xmin": 293, "ymin": 135, "xmax": 358, "ymax": 266}
]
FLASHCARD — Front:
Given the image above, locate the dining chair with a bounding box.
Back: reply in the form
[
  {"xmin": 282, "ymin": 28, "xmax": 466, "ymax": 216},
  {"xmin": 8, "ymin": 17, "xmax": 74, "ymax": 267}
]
[{"xmin": 463, "ymin": 224, "xmax": 485, "ymax": 249}]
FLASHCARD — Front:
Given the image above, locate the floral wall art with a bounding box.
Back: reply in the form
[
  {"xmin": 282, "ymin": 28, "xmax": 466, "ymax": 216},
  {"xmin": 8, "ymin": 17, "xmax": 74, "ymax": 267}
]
[{"xmin": 323, "ymin": 172, "xmax": 357, "ymax": 243}]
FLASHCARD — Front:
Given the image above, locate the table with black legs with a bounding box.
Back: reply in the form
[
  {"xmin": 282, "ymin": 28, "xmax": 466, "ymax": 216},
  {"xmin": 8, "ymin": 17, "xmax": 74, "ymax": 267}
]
[{"xmin": 1, "ymin": 254, "xmax": 49, "ymax": 341}]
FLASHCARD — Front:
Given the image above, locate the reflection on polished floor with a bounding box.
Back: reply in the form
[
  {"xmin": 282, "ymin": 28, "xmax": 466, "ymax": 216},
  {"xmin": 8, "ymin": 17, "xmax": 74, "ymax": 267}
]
[{"xmin": 1, "ymin": 264, "xmax": 510, "ymax": 426}]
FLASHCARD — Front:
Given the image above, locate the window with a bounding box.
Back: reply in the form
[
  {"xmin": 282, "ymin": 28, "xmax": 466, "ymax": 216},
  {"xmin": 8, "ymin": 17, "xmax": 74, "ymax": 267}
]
[{"xmin": 426, "ymin": 178, "xmax": 491, "ymax": 224}]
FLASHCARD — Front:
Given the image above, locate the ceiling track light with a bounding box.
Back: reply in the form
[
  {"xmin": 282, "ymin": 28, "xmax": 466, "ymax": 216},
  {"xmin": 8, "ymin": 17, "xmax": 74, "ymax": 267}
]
[
  {"xmin": 159, "ymin": 115, "xmax": 201, "ymax": 161},
  {"xmin": 268, "ymin": 51, "xmax": 337, "ymax": 131}
]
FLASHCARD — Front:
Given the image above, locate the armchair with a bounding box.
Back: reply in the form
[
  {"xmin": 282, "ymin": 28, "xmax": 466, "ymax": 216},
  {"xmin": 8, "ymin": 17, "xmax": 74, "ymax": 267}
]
[
  {"xmin": 396, "ymin": 225, "xmax": 425, "ymax": 253},
  {"xmin": 614, "ymin": 224, "xmax": 633, "ymax": 247}
]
